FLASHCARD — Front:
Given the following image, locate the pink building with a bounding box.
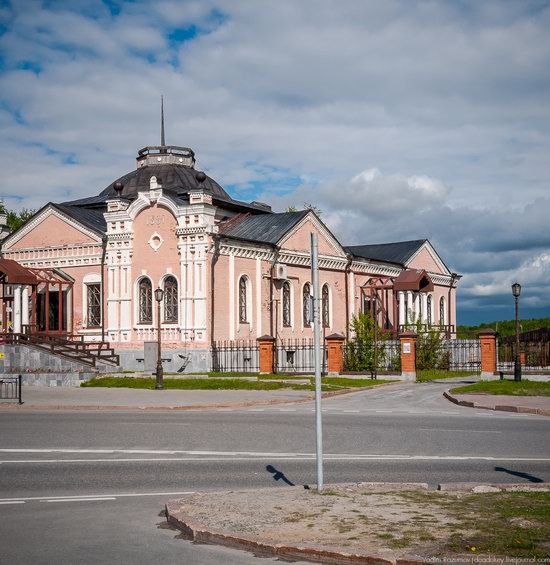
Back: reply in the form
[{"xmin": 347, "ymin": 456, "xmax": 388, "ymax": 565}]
[{"xmin": 0, "ymin": 142, "xmax": 459, "ymax": 372}]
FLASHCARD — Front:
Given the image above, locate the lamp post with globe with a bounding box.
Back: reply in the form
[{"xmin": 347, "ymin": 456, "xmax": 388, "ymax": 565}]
[{"xmin": 154, "ymin": 287, "xmax": 164, "ymax": 390}]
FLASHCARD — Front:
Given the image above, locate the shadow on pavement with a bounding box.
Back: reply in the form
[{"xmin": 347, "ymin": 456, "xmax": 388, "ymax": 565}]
[
  {"xmin": 266, "ymin": 464, "xmax": 295, "ymax": 486},
  {"xmin": 495, "ymin": 466, "xmax": 544, "ymax": 483}
]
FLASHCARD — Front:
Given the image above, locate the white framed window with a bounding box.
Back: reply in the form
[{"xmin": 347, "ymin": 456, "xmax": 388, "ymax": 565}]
[
  {"xmin": 282, "ymin": 281, "xmax": 292, "ymax": 327},
  {"xmin": 238, "ymin": 275, "xmax": 251, "ymax": 324},
  {"xmin": 302, "ymin": 283, "xmax": 312, "ymax": 327},
  {"xmin": 439, "ymin": 296, "xmax": 446, "ymax": 325},
  {"xmin": 138, "ymin": 277, "xmax": 153, "ymax": 324},
  {"xmin": 83, "ymin": 274, "xmax": 101, "ymax": 329},
  {"xmin": 163, "ymin": 275, "xmax": 178, "ymax": 323},
  {"xmin": 322, "ymin": 284, "xmax": 330, "ymax": 328}
]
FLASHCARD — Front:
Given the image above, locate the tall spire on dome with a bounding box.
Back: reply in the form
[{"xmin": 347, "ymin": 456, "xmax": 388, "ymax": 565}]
[{"xmin": 160, "ymin": 95, "xmax": 166, "ymax": 147}]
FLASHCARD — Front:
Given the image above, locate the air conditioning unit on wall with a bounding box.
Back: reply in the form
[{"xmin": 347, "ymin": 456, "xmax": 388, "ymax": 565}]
[{"xmin": 273, "ymin": 263, "xmax": 288, "ymax": 280}]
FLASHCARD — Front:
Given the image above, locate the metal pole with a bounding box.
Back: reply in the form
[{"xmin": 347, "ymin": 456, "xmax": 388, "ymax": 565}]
[
  {"xmin": 311, "ymin": 233, "xmax": 323, "ymax": 491},
  {"xmin": 156, "ymin": 298, "xmax": 164, "ymax": 390},
  {"xmin": 514, "ymin": 296, "xmax": 521, "ymax": 382},
  {"xmin": 18, "ymin": 374, "xmax": 23, "ymax": 405}
]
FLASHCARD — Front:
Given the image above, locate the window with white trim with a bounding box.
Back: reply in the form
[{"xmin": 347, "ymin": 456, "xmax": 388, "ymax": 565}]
[
  {"xmin": 282, "ymin": 281, "xmax": 291, "ymax": 327},
  {"xmin": 303, "ymin": 283, "xmax": 311, "ymax": 326},
  {"xmin": 322, "ymin": 284, "xmax": 330, "ymax": 328},
  {"xmin": 138, "ymin": 278, "xmax": 153, "ymax": 324},
  {"xmin": 86, "ymin": 284, "xmax": 101, "ymax": 328},
  {"xmin": 239, "ymin": 276, "xmax": 249, "ymax": 323},
  {"xmin": 163, "ymin": 276, "xmax": 178, "ymax": 323}
]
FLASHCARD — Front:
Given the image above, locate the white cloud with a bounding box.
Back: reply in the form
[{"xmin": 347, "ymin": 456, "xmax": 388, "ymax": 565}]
[{"xmin": 0, "ymin": 0, "xmax": 549, "ymax": 321}]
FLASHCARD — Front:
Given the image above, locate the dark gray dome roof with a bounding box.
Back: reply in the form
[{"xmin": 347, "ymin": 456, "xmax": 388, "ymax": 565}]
[{"xmin": 99, "ymin": 163, "xmax": 232, "ymax": 201}]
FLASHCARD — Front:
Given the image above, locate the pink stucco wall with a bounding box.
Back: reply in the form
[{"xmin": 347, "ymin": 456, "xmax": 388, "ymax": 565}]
[
  {"xmin": 279, "ymin": 218, "xmax": 342, "ymax": 257},
  {"xmin": 14, "ymin": 214, "xmax": 97, "ymax": 248},
  {"xmin": 407, "ymin": 246, "xmax": 443, "ymax": 273},
  {"xmin": 131, "ymin": 204, "xmax": 180, "ymax": 336}
]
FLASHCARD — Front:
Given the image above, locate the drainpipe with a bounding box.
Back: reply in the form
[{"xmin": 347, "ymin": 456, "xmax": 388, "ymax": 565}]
[{"xmin": 101, "ymin": 235, "xmax": 107, "ymax": 343}]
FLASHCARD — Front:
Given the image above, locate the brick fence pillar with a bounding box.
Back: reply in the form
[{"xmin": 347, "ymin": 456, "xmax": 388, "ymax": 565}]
[
  {"xmin": 399, "ymin": 331, "xmax": 417, "ymax": 381},
  {"xmin": 325, "ymin": 333, "xmax": 345, "ymax": 375},
  {"xmin": 479, "ymin": 329, "xmax": 497, "ymax": 381},
  {"xmin": 257, "ymin": 335, "xmax": 275, "ymax": 374}
]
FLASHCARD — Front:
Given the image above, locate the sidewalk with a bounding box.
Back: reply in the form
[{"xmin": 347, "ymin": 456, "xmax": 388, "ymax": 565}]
[
  {"xmin": 0, "ymin": 385, "xmax": 315, "ymax": 410},
  {"xmin": 444, "ymin": 390, "xmax": 550, "ymax": 416}
]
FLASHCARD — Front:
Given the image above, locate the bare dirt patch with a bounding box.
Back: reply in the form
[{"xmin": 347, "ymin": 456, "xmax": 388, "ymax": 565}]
[{"xmin": 167, "ymin": 483, "xmax": 550, "ymax": 561}]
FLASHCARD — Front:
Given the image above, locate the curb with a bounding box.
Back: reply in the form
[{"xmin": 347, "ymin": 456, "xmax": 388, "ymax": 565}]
[
  {"xmin": 165, "ymin": 502, "xmax": 423, "ymax": 565},
  {"xmin": 443, "ymin": 391, "xmax": 550, "ymax": 417},
  {"xmin": 0, "ymin": 380, "xmax": 407, "ymax": 411}
]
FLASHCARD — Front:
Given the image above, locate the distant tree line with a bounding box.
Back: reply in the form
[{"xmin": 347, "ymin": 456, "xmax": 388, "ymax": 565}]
[{"xmin": 457, "ymin": 318, "xmax": 550, "ymax": 339}]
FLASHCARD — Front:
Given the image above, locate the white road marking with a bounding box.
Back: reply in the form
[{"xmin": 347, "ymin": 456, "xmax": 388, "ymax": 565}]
[
  {"xmin": 418, "ymin": 429, "xmax": 502, "ymax": 434},
  {"xmin": 0, "ymin": 452, "xmax": 548, "ymax": 464},
  {"xmin": 0, "ymin": 491, "xmax": 196, "ymax": 503},
  {"xmin": 278, "ymin": 409, "xmax": 297, "ymax": 412},
  {"xmin": 247, "ymin": 409, "xmax": 265, "ymax": 412},
  {"xmin": 344, "ymin": 410, "xmax": 360, "ymax": 413},
  {"xmin": 45, "ymin": 497, "xmax": 116, "ymax": 503},
  {"xmin": 375, "ymin": 410, "xmax": 393, "ymax": 413}
]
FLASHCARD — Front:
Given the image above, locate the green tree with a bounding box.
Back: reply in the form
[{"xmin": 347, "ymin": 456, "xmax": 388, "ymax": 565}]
[
  {"xmin": 345, "ymin": 312, "xmax": 388, "ymax": 372},
  {"xmin": 414, "ymin": 320, "xmax": 449, "ymax": 371},
  {"xmin": 4, "ymin": 208, "xmax": 36, "ymax": 232},
  {"xmin": 285, "ymin": 203, "xmax": 322, "ymax": 217}
]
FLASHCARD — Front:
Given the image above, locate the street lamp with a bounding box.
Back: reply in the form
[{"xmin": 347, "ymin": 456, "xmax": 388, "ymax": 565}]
[
  {"xmin": 154, "ymin": 287, "xmax": 164, "ymax": 390},
  {"xmin": 512, "ymin": 282, "xmax": 521, "ymax": 382}
]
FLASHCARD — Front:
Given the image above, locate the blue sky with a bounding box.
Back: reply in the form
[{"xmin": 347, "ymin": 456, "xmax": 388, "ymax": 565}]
[{"xmin": 0, "ymin": 0, "xmax": 549, "ymax": 325}]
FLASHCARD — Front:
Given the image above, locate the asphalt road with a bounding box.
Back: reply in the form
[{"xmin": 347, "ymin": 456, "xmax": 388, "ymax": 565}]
[{"xmin": 1, "ymin": 381, "xmax": 549, "ymax": 564}]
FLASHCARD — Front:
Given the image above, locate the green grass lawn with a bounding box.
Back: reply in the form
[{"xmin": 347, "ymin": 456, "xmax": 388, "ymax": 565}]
[
  {"xmin": 416, "ymin": 370, "xmax": 479, "ymax": 382},
  {"xmin": 450, "ymin": 379, "xmax": 550, "ymax": 396},
  {"xmin": 81, "ymin": 375, "xmax": 396, "ymax": 391}
]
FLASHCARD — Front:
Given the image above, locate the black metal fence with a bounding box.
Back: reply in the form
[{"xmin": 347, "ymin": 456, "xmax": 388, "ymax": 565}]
[
  {"xmin": 0, "ymin": 375, "xmax": 23, "ymax": 404},
  {"xmin": 342, "ymin": 340, "xmax": 401, "ymax": 374},
  {"xmin": 497, "ymin": 339, "xmax": 550, "ymax": 374},
  {"xmin": 416, "ymin": 339, "xmax": 480, "ymax": 379},
  {"xmin": 211, "ymin": 341, "xmax": 260, "ymax": 373},
  {"xmin": 274, "ymin": 339, "xmax": 326, "ymax": 373}
]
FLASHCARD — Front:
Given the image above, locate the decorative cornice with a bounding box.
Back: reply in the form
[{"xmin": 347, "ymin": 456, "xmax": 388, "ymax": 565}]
[{"xmin": 351, "ymin": 260, "xmax": 402, "ymax": 277}]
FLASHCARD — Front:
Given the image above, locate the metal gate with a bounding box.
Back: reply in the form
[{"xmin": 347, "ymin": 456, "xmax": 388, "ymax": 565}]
[
  {"xmin": 416, "ymin": 339, "xmax": 480, "ymax": 380},
  {"xmin": 0, "ymin": 375, "xmax": 23, "ymax": 404}
]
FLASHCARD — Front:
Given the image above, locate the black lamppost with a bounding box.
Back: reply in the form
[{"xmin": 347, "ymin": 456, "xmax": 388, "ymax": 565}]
[
  {"xmin": 154, "ymin": 287, "xmax": 164, "ymax": 390},
  {"xmin": 512, "ymin": 282, "xmax": 521, "ymax": 382}
]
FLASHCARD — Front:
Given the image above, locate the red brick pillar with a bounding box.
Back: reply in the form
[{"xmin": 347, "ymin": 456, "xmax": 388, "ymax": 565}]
[
  {"xmin": 257, "ymin": 335, "xmax": 275, "ymax": 374},
  {"xmin": 399, "ymin": 331, "xmax": 417, "ymax": 381},
  {"xmin": 479, "ymin": 329, "xmax": 497, "ymax": 380},
  {"xmin": 325, "ymin": 333, "xmax": 345, "ymax": 375}
]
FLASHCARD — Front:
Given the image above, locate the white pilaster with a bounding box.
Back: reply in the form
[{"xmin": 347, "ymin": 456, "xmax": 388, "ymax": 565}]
[
  {"xmin": 21, "ymin": 287, "xmax": 29, "ymax": 328},
  {"xmin": 255, "ymin": 258, "xmax": 262, "ymax": 337},
  {"xmin": 13, "ymin": 285, "xmax": 22, "ymax": 333},
  {"xmin": 398, "ymin": 291, "xmax": 405, "ymax": 326},
  {"xmin": 229, "ymin": 252, "xmax": 235, "ymax": 340}
]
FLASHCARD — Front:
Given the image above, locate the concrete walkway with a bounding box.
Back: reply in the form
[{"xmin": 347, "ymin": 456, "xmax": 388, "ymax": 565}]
[{"xmin": 0, "ymin": 385, "xmax": 314, "ymax": 410}]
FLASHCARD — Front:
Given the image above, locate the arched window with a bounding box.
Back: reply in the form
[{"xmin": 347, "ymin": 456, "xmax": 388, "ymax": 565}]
[
  {"xmin": 427, "ymin": 295, "xmax": 432, "ymax": 327},
  {"xmin": 282, "ymin": 281, "xmax": 291, "ymax": 327},
  {"xmin": 303, "ymin": 283, "xmax": 311, "ymax": 326},
  {"xmin": 404, "ymin": 293, "xmax": 409, "ymax": 324},
  {"xmin": 418, "ymin": 294, "xmax": 423, "ymax": 323},
  {"xmin": 322, "ymin": 284, "xmax": 330, "ymax": 328},
  {"xmin": 239, "ymin": 276, "xmax": 248, "ymax": 323},
  {"xmin": 439, "ymin": 296, "xmax": 446, "ymax": 325},
  {"xmin": 138, "ymin": 278, "xmax": 152, "ymax": 324},
  {"xmin": 163, "ymin": 276, "xmax": 178, "ymax": 323}
]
